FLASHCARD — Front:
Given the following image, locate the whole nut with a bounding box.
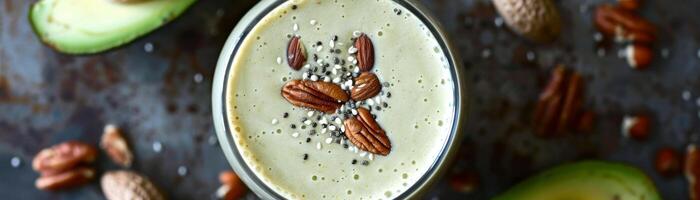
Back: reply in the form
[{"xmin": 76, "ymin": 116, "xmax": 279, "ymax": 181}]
[
  {"xmin": 621, "ymin": 114, "xmax": 650, "ymax": 140},
  {"xmin": 101, "ymin": 124, "xmax": 133, "ymax": 167},
  {"xmin": 350, "ymin": 72, "xmax": 382, "ymax": 101},
  {"xmin": 354, "ymin": 34, "xmax": 375, "ymax": 72},
  {"xmin": 655, "ymin": 147, "xmax": 681, "ymax": 177},
  {"xmin": 625, "ymin": 44, "xmax": 653, "ymax": 70},
  {"xmin": 35, "ymin": 167, "xmax": 95, "ymax": 191},
  {"xmin": 493, "ymin": 0, "xmax": 562, "ymax": 42},
  {"xmin": 101, "ymin": 170, "xmax": 165, "ymax": 200},
  {"xmin": 281, "ymin": 80, "xmax": 349, "ymax": 113},
  {"xmin": 32, "ymin": 141, "xmax": 97, "ymax": 173},
  {"xmin": 343, "ymin": 107, "xmax": 391, "ymax": 155}
]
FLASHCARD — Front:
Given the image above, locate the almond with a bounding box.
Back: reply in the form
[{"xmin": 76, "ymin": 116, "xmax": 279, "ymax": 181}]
[
  {"xmin": 355, "ymin": 34, "xmax": 375, "ymax": 72},
  {"xmin": 287, "ymin": 36, "xmax": 307, "ymax": 70},
  {"xmin": 350, "ymin": 72, "xmax": 381, "ymax": 101},
  {"xmin": 344, "ymin": 107, "xmax": 391, "ymax": 155},
  {"xmin": 281, "ymin": 80, "xmax": 349, "ymax": 113},
  {"xmin": 100, "ymin": 124, "xmax": 133, "ymax": 167},
  {"xmin": 36, "ymin": 167, "xmax": 95, "ymax": 191},
  {"xmin": 32, "ymin": 141, "xmax": 97, "ymax": 173},
  {"xmin": 101, "ymin": 170, "xmax": 165, "ymax": 200}
]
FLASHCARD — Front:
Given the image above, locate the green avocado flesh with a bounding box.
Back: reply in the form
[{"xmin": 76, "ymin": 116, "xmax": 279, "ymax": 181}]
[
  {"xmin": 30, "ymin": 0, "xmax": 196, "ymax": 54},
  {"xmin": 493, "ymin": 161, "xmax": 661, "ymax": 200}
]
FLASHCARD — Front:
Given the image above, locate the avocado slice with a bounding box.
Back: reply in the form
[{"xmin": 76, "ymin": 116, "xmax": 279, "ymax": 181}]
[
  {"xmin": 29, "ymin": 0, "xmax": 196, "ymax": 54},
  {"xmin": 494, "ymin": 161, "xmax": 661, "ymax": 200}
]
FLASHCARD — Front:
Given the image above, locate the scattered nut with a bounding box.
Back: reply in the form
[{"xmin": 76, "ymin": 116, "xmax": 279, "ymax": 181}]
[
  {"xmin": 621, "ymin": 114, "xmax": 651, "ymax": 140},
  {"xmin": 32, "ymin": 141, "xmax": 97, "ymax": 174},
  {"xmin": 101, "ymin": 170, "xmax": 165, "ymax": 200},
  {"xmin": 216, "ymin": 171, "xmax": 246, "ymax": 200},
  {"xmin": 594, "ymin": 4, "xmax": 656, "ymax": 44},
  {"xmin": 686, "ymin": 144, "xmax": 700, "ymax": 200},
  {"xmin": 618, "ymin": 0, "xmax": 641, "ymax": 11},
  {"xmin": 101, "ymin": 124, "xmax": 133, "ymax": 167},
  {"xmin": 493, "ymin": 0, "xmax": 562, "ymax": 42},
  {"xmin": 448, "ymin": 170, "xmax": 479, "ymax": 193},
  {"xmin": 354, "ymin": 34, "xmax": 375, "ymax": 71},
  {"xmin": 35, "ymin": 167, "xmax": 95, "ymax": 191},
  {"xmin": 625, "ymin": 44, "xmax": 653, "ymax": 70},
  {"xmin": 533, "ymin": 66, "xmax": 587, "ymax": 136},
  {"xmin": 655, "ymin": 147, "xmax": 681, "ymax": 177}
]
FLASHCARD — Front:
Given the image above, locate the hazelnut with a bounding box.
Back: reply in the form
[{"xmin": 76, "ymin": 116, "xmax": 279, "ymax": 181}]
[
  {"xmin": 625, "ymin": 44, "xmax": 653, "ymax": 70},
  {"xmin": 622, "ymin": 114, "xmax": 650, "ymax": 140},
  {"xmin": 655, "ymin": 147, "xmax": 681, "ymax": 177}
]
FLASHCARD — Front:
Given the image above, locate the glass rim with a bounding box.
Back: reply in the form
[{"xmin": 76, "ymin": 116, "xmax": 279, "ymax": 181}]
[{"xmin": 212, "ymin": 0, "xmax": 467, "ymax": 199}]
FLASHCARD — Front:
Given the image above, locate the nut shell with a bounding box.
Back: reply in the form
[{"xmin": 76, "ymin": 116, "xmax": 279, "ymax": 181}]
[
  {"xmin": 493, "ymin": 0, "xmax": 561, "ymax": 42},
  {"xmin": 101, "ymin": 170, "xmax": 165, "ymax": 200}
]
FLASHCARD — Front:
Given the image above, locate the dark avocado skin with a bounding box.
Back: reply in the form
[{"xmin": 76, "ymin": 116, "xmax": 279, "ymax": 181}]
[
  {"xmin": 493, "ymin": 161, "xmax": 661, "ymax": 200},
  {"xmin": 29, "ymin": 0, "xmax": 197, "ymax": 55}
]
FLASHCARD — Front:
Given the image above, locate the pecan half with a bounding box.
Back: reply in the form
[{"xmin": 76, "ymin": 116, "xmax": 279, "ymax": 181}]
[
  {"xmin": 287, "ymin": 36, "xmax": 307, "ymax": 70},
  {"xmin": 32, "ymin": 141, "xmax": 97, "ymax": 173},
  {"xmin": 101, "ymin": 124, "xmax": 133, "ymax": 167},
  {"xmin": 101, "ymin": 170, "xmax": 165, "ymax": 200},
  {"xmin": 35, "ymin": 167, "xmax": 95, "ymax": 191},
  {"xmin": 282, "ymin": 80, "xmax": 349, "ymax": 113},
  {"xmin": 350, "ymin": 72, "xmax": 381, "ymax": 101},
  {"xmin": 355, "ymin": 34, "xmax": 375, "ymax": 72},
  {"xmin": 533, "ymin": 66, "xmax": 585, "ymax": 136},
  {"xmin": 344, "ymin": 107, "xmax": 391, "ymax": 155},
  {"xmin": 594, "ymin": 4, "xmax": 656, "ymax": 44}
]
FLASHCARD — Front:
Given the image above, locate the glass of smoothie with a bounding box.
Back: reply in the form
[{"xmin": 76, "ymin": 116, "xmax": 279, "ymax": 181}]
[{"xmin": 212, "ymin": 0, "xmax": 466, "ymax": 199}]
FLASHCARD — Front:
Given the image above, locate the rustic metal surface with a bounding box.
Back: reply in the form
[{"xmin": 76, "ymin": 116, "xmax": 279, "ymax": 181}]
[{"xmin": 1, "ymin": 0, "xmax": 698, "ymax": 199}]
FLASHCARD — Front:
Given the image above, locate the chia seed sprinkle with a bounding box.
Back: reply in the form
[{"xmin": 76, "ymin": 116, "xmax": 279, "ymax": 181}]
[
  {"xmin": 329, "ymin": 125, "xmax": 337, "ymax": 131},
  {"xmin": 306, "ymin": 138, "xmax": 311, "ymax": 143},
  {"xmin": 310, "ymin": 20, "xmax": 317, "ymax": 25},
  {"xmin": 303, "ymin": 154, "xmax": 308, "ymax": 160},
  {"xmin": 271, "ymin": 118, "xmax": 279, "ymax": 125},
  {"xmin": 291, "ymin": 124, "xmax": 296, "ymax": 129},
  {"xmin": 307, "ymin": 111, "xmax": 315, "ymax": 117},
  {"xmin": 293, "ymin": 23, "xmax": 299, "ymax": 31},
  {"xmin": 361, "ymin": 160, "xmax": 369, "ymax": 166},
  {"xmin": 387, "ymin": 92, "xmax": 391, "ymax": 98},
  {"xmin": 325, "ymin": 138, "xmax": 333, "ymax": 144},
  {"xmin": 394, "ymin": 8, "xmax": 402, "ymax": 15},
  {"xmin": 359, "ymin": 151, "xmax": 367, "ymax": 157},
  {"xmin": 292, "ymin": 132, "xmax": 300, "ymax": 138},
  {"xmin": 312, "ymin": 122, "xmax": 318, "ymax": 128},
  {"xmin": 348, "ymin": 47, "xmax": 358, "ymax": 54},
  {"xmin": 316, "ymin": 45, "xmax": 323, "ymax": 52},
  {"xmin": 367, "ymin": 99, "xmax": 375, "ymax": 105},
  {"xmin": 276, "ymin": 57, "xmax": 282, "ymax": 64},
  {"xmin": 333, "ymin": 35, "xmax": 338, "ymax": 41},
  {"xmin": 291, "ymin": 5, "xmax": 297, "ymax": 9},
  {"xmin": 353, "ymin": 31, "xmax": 362, "ymax": 37},
  {"xmin": 304, "ymin": 120, "xmax": 312, "ymax": 125},
  {"xmin": 368, "ymin": 154, "xmax": 374, "ymax": 161},
  {"xmin": 352, "ymin": 159, "xmax": 358, "ymax": 164},
  {"xmin": 283, "ymin": 112, "xmax": 289, "ymax": 118},
  {"xmin": 383, "ymin": 102, "xmax": 388, "ymax": 108},
  {"xmin": 316, "ymin": 142, "xmax": 322, "ymax": 150},
  {"xmin": 351, "ymin": 109, "xmax": 358, "ymax": 115},
  {"xmin": 323, "ymin": 76, "xmax": 331, "ymax": 82}
]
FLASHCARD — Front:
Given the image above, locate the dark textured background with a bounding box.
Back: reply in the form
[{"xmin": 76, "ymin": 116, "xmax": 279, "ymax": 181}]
[{"xmin": 1, "ymin": 0, "xmax": 699, "ymax": 199}]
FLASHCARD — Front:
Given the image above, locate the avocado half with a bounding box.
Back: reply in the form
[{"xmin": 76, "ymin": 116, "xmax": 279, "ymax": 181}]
[
  {"xmin": 29, "ymin": 0, "xmax": 196, "ymax": 54},
  {"xmin": 494, "ymin": 161, "xmax": 661, "ymax": 200}
]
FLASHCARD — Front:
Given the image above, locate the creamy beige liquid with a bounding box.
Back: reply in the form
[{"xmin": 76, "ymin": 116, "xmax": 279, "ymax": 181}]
[{"xmin": 225, "ymin": 0, "xmax": 455, "ymax": 199}]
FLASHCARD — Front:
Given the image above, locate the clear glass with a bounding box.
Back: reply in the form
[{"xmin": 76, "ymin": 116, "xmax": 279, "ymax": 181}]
[{"xmin": 211, "ymin": 0, "xmax": 466, "ymax": 199}]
